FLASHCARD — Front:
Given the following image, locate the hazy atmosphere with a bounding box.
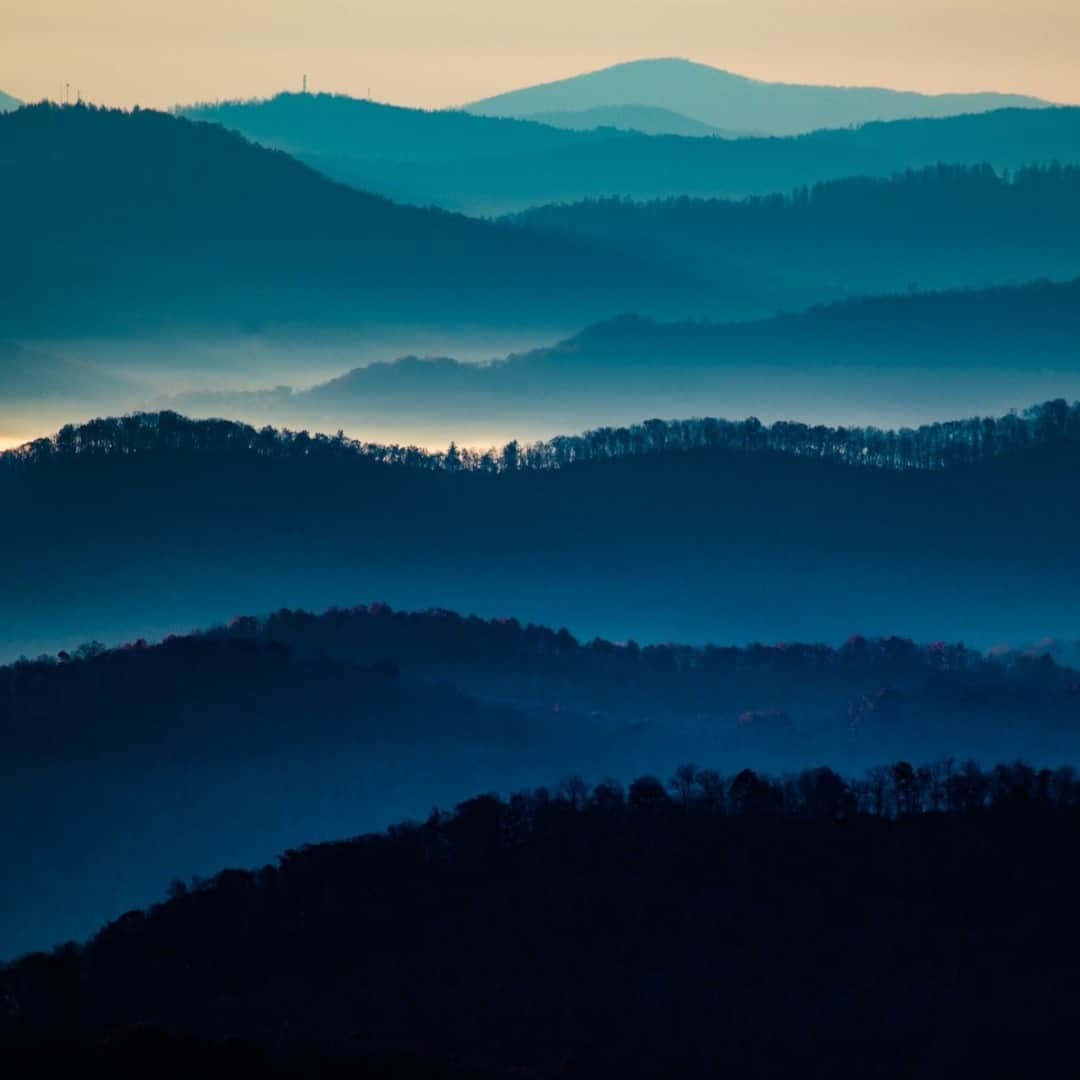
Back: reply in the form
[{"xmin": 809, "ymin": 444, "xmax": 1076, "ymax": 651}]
[
  {"xmin": 6, "ymin": 0, "xmax": 1080, "ymax": 109},
  {"xmin": 5, "ymin": 2, "xmax": 1080, "ymax": 1074}
]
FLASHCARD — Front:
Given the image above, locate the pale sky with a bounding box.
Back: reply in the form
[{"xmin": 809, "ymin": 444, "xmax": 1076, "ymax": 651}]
[{"xmin": 4, "ymin": 0, "xmax": 1079, "ymax": 110}]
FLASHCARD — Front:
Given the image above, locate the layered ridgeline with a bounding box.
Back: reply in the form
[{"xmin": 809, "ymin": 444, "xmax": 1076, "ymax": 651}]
[
  {"xmin": 0, "ymin": 103, "xmax": 685, "ymax": 339},
  {"xmin": 4, "ymin": 401, "xmax": 1080, "ymax": 662},
  {"xmin": 8, "ymin": 262, "xmax": 1080, "ymax": 459},
  {"xmin": 1, "ymin": 600, "xmax": 1078, "ymax": 960},
  {"xmin": 5, "ymin": 748, "xmax": 1080, "ymax": 1077},
  {"xmin": 185, "ymin": 91, "xmax": 1080, "ymax": 214},
  {"xmin": 10, "ymin": 153, "xmax": 1080, "ymax": 441},
  {"xmin": 523, "ymin": 103, "xmax": 743, "ymax": 137},
  {"xmin": 6, "ymin": 101, "xmax": 1080, "ymax": 424},
  {"xmin": 465, "ymin": 58, "xmax": 1050, "ymax": 135},
  {"xmin": 0, "ymin": 90, "xmax": 20, "ymax": 112},
  {"xmin": 8, "ymin": 603, "xmax": 1078, "ymax": 767},
  {"xmin": 166, "ymin": 279, "xmax": 1080, "ymax": 443},
  {"xmin": 510, "ymin": 164, "xmax": 1080, "ymax": 304},
  {"xmin": 181, "ymin": 92, "xmax": 624, "ymax": 162},
  {"xmin": 11, "ymin": 158, "xmax": 1080, "ymax": 443},
  {"xmin": 9, "ymin": 398, "xmax": 1079, "ymax": 475}
]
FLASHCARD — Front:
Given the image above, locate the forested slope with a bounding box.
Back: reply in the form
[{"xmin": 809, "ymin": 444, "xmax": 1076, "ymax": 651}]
[
  {"xmin": 4, "ymin": 407, "xmax": 1080, "ymax": 657},
  {"xmin": 6, "ymin": 757, "xmax": 1080, "ymax": 1077},
  {"xmin": 510, "ymin": 164, "xmax": 1080, "ymax": 300},
  {"xmin": 0, "ymin": 104, "xmax": 674, "ymax": 336}
]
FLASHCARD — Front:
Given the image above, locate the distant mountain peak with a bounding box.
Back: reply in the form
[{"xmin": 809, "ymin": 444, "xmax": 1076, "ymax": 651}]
[
  {"xmin": 581, "ymin": 57, "xmax": 748, "ymax": 78},
  {"xmin": 466, "ymin": 57, "xmax": 1049, "ymax": 137}
]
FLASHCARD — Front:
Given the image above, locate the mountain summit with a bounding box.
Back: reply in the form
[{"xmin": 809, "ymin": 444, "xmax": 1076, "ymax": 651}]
[{"xmin": 466, "ymin": 58, "xmax": 1049, "ymax": 136}]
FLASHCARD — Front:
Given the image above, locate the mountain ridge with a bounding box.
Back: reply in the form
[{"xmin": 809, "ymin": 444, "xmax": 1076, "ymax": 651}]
[
  {"xmin": 181, "ymin": 91, "xmax": 619, "ymax": 163},
  {"xmin": 518, "ymin": 103, "xmax": 746, "ymax": 137},
  {"xmin": 8, "ymin": 398, "xmax": 1078, "ymax": 475},
  {"xmin": 1, "ymin": 595, "xmax": 1079, "ymax": 959},
  {"xmin": 182, "ymin": 92, "xmax": 1080, "ymax": 214},
  {"xmin": 4, "ymin": 400, "xmax": 1080, "ymax": 661},
  {"xmin": 466, "ymin": 57, "xmax": 1050, "ymax": 136},
  {"xmin": 0, "ymin": 102, "xmax": 681, "ymax": 337},
  {"xmin": 6, "ymin": 725, "xmax": 1080, "ymax": 1077},
  {"xmin": 161, "ymin": 278, "xmax": 1080, "ymax": 443},
  {"xmin": 507, "ymin": 163, "xmax": 1080, "ymax": 303}
]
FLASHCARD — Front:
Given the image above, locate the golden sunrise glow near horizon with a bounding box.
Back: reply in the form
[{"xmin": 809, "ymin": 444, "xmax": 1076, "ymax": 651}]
[{"xmin": 5, "ymin": 0, "xmax": 1080, "ymax": 110}]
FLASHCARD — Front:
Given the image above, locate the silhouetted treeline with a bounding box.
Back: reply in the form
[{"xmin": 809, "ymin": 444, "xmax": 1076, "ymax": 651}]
[
  {"xmin": 509, "ymin": 396, "xmax": 1080, "ymax": 471},
  {"xmin": 5, "ymin": 400, "xmax": 1080, "ymax": 660},
  {"xmin": 5, "ymin": 398, "xmax": 1079, "ymax": 477},
  {"xmin": 5, "ymin": 758, "xmax": 1080, "ymax": 1076},
  {"xmin": 13, "ymin": 603, "xmax": 1077, "ymax": 965},
  {"xmin": 5, "ymin": 603, "xmax": 1079, "ymax": 769}
]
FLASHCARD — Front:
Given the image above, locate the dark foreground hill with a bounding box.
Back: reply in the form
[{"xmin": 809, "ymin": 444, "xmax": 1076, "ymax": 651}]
[
  {"xmin": 4, "ymin": 413, "xmax": 1080, "ymax": 958},
  {"xmin": 5, "ymin": 757, "xmax": 1080, "ymax": 1077},
  {"xmin": 0, "ymin": 597, "xmax": 1078, "ymax": 982},
  {"xmin": 0, "ymin": 103, "xmax": 680, "ymax": 338},
  {"xmin": 192, "ymin": 96, "xmax": 1080, "ymax": 214},
  {"xmin": 168, "ymin": 278, "xmax": 1080, "ymax": 443},
  {"xmin": 4, "ymin": 403, "xmax": 1080, "ymax": 661}
]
